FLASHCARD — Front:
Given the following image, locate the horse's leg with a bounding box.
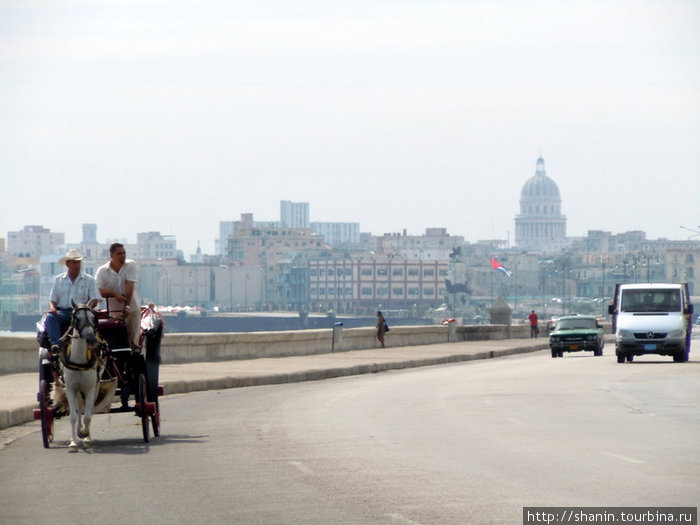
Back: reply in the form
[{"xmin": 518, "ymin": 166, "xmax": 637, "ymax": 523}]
[
  {"xmin": 80, "ymin": 375, "xmax": 99, "ymax": 444},
  {"xmin": 64, "ymin": 381, "xmax": 80, "ymax": 450}
]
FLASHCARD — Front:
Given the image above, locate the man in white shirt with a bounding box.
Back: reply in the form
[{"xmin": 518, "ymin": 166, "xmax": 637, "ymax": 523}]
[
  {"xmin": 46, "ymin": 249, "xmax": 101, "ymax": 351},
  {"xmin": 95, "ymin": 243, "xmax": 142, "ymax": 351}
]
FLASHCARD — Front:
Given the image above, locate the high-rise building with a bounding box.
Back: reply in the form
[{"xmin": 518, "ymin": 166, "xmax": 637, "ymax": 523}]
[
  {"xmin": 280, "ymin": 201, "xmax": 309, "ymax": 229},
  {"xmin": 82, "ymin": 223, "xmax": 98, "ymax": 244},
  {"xmin": 311, "ymin": 222, "xmax": 360, "ymax": 247},
  {"xmin": 217, "ymin": 221, "xmax": 236, "ymax": 256},
  {"xmin": 514, "ymin": 156, "xmax": 567, "ymax": 253}
]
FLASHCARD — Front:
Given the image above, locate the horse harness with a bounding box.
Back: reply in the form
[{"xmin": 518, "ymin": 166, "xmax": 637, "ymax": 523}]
[
  {"xmin": 58, "ymin": 339, "xmax": 106, "ymax": 372},
  {"xmin": 57, "ymin": 306, "xmax": 107, "ymax": 372}
]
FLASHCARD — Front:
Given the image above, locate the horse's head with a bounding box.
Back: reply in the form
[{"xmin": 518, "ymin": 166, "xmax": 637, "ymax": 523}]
[{"xmin": 71, "ymin": 300, "xmax": 98, "ymax": 346}]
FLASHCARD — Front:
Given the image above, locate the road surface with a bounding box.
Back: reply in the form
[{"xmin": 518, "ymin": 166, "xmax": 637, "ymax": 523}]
[{"xmin": 1, "ymin": 350, "xmax": 698, "ymax": 524}]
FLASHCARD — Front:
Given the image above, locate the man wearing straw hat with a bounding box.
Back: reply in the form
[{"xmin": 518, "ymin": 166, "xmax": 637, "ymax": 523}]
[{"xmin": 46, "ymin": 249, "xmax": 101, "ymax": 352}]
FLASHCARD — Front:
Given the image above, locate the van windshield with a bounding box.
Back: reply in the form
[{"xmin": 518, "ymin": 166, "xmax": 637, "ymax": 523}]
[{"xmin": 620, "ymin": 289, "xmax": 681, "ymax": 313}]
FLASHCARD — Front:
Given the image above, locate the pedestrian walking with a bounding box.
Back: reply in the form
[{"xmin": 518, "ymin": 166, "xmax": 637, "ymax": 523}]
[
  {"xmin": 529, "ymin": 310, "xmax": 539, "ymax": 338},
  {"xmin": 376, "ymin": 311, "xmax": 388, "ymax": 348}
]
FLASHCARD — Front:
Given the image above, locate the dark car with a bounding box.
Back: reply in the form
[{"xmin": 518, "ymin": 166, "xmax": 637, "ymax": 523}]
[{"xmin": 549, "ymin": 315, "xmax": 604, "ymax": 358}]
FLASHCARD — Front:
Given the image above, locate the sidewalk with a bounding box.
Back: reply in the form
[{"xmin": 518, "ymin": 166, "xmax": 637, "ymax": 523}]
[{"xmin": 0, "ymin": 338, "xmax": 550, "ymax": 430}]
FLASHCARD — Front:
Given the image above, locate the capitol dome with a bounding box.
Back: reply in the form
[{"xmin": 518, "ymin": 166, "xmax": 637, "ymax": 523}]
[
  {"xmin": 520, "ymin": 157, "xmax": 560, "ymax": 200},
  {"xmin": 514, "ymin": 156, "xmax": 567, "ymax": 253}
]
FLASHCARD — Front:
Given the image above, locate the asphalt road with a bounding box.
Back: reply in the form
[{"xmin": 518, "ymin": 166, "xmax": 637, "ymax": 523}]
[{"xmin": 1, "ymin": 349, "xmax": 698, "ymax": 525}]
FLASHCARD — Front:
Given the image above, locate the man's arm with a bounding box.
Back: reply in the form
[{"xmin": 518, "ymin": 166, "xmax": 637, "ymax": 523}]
[
  {"xmin": 48, "ymin": 276, "xmax": 60, "ymax": 312},
  {"xmin": 124, "ymin": 280, "xmax": 135, "ymax": 307},
  {"xmin": 98, "ymin": 286, "xmax": 127, "ymax": 303}
]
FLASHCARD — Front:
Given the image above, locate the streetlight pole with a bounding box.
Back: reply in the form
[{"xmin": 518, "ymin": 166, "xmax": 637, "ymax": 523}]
[
  {"xmin": 229, "ymin": 266, "xmax": 233, "ymax": 312},
  {"xmin": 601, "ymin": 257, "xmax": 606, "ymax": 318}
]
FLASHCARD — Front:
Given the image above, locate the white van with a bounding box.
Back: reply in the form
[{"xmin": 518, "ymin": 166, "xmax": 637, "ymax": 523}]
[{"xmin": 608, "ymin": 283, "xmax": 693, "ymax": 363}]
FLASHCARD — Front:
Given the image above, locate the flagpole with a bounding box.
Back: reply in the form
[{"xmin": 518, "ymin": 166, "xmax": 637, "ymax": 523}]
[
  {"xmin": 490, "ymin": 257, "xmax": 494, "ymax": 305},
  {"xmin": 514, "ymin": 264, "xmax": 518, "ymax": 313}
]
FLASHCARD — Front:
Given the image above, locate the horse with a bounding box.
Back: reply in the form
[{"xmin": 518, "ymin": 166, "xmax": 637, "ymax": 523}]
[{"xmin": 58, "ymin": 302, "xmax": 106, "ymax": 450}]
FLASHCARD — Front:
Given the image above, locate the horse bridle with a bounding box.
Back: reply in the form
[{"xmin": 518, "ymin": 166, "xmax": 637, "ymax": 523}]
[{"xmin": 59, "ymin": 305, "xmax": 104, "ymax": 372}]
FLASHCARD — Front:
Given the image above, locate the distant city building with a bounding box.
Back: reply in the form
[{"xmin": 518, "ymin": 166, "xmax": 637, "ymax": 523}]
[
  {"xmin": 217, "ymin": 221, "xmax": 236, "ymax": 256},
  {"xmin": 226, "ymin": 213, "xmax": 325, "ymax": 266},
  {"xmin": 372, "ymin": 228, "xmax": 464, "ymax": 260},
  {"xmin": 308, "ymin": 256, "xmax": 449, "ymax": 313},
  {"xmin": 136, "ymin": 231, "xmax": 178, "ymax": 259},
  {"xmin": 68, "ymin": 223, "xmax": 109, "ymax": 261},
  {"xmin": 514, "ymin": 156, "xmax": 567, "ymax": 253},
  {"xmin": 218, "ymin": 211, "xmax": 285, "ymax": 257},
  {"xmin": 668, "ymin": 246, "xmax": 698, "ymax": 295},
  {"xmin": 280, "ymin": 200, "xmax": 309, "ymax": 229},
  {"xmin": 224, "ymin": 213, "xmax": 326, "ymax": 307},
  {"xmin": 82, "ymin": 223, "xmax": 98, "ymax": 244},
  {"xmin": 311, "ymin": 222, "xmax": 360, "ymax": 247},
  {"xmin": 7, "ymin": 225, "xmax": 64, "ymax": 257}
]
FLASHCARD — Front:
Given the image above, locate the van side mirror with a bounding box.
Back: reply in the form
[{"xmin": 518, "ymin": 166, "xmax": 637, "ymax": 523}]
[
  {"xmin": 607, "ymin": 304, "xmax": 615, "ymax": 315},
  {"xmin": 685, "ymin": 304, "xmax": 694, "ymax": 315}
]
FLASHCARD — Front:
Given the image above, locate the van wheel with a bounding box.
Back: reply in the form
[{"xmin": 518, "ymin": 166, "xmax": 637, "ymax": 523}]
[
  {"xmin": 674, "ymin": 352, "xmax": 688, "ymax": 363},
  {"xmin": 626, "ymin": 354, "xmax": 634, "ymax": 362},
  {"xmin": 617, "ymin": 353, "xmax": 625, "ymax": 363},
  {"xmin": 551, "ymin": 349, "xmax": 557, "ymax": 358}
]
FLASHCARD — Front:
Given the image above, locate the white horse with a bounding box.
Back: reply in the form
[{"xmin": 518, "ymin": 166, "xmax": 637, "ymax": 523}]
[{"xmin": 59, "ymin": 302, "xmax": 105, "ymax": 450}]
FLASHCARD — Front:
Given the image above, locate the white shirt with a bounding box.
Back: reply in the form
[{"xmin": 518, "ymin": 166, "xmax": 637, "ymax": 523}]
[
  {"xmin": 49, "ymin": 271, "xmax": 101, "ymax": 309},
  {"xmin": 95, "ymin": 259, "xmax": 140, "ymax": 312}
]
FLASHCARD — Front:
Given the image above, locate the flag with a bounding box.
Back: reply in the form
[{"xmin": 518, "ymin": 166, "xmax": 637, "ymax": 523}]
[{"xmin": 491, "ymin": 258, "xmax": 512, "ymax": 277}]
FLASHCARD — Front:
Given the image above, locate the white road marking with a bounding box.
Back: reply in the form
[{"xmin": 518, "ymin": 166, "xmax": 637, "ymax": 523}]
[
  {"xmin": 289, "ymin": 460, "xmax": 315, "ymax": 475},
  {"xmin": 386, "ymin": 513, "xmax": 425, "ymax": 525},
  {"xmin": 604, "ymin": 452, "xmax": 644, "ymax": 464}
]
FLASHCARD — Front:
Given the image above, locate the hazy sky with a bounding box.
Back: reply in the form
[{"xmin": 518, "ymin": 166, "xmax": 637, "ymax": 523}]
[{"xmin": 1, "ymin": 0, "xmax": 699, "ymax": 256}]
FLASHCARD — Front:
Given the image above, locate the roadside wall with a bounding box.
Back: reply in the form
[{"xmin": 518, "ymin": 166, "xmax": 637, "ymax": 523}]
[{"xmin": 0, "ymin": 323, "xmax": 537, "ymax": 375}]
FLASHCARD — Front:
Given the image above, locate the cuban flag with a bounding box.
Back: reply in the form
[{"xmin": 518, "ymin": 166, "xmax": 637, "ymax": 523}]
[{"xmin": 491, "ymin": 258, "xmax": 512, "ymax": 277}]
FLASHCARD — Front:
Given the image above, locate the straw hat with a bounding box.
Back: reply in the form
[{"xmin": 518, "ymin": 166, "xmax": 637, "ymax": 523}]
[{"xmin": 59, "ymin": 249, "xmax": 85, "ymax": 266}]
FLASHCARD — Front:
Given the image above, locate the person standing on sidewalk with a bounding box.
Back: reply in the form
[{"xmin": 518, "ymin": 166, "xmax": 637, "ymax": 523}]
[
  {"xmin": 528, "ymin": 310, "xmax": 539, "ymax": 338},
  {"xmin": 376, "ymin": 311, "xmax": 388, "ymax": 348},
  {"xmin": 96, "ymin": 243, "xmax": 142, "ymax": 351}
]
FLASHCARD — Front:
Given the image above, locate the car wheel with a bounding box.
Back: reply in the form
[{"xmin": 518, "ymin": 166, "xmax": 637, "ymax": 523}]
[
  {"xmin": 617, "ymin": 353, "xmax": 625, "ymax": 364},
  {"xmin": 551, "ymin": 349, "xmax": 557, "ymax": 358},
  {"xmin": 626, "ymin": 354, "xmax": 634, "ymax": 362}
]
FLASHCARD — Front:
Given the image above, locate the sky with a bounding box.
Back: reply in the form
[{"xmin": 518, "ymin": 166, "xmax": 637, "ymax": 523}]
[{"xmin": 1, "ymin": 0, "xmax": 699, "ymax": 257}]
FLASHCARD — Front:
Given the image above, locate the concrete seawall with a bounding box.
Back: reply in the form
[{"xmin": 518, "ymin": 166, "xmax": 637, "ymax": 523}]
[{"xmin": 0, "ymin": 324, "xmax": 536, "ymax": 375}]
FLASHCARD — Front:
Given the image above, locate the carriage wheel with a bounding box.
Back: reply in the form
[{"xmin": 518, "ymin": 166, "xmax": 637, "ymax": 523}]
[
  {"xmin": 146, "ymin": 360, "xmax": 161, "ymax": 437},
  {"xmin": 151, "ymin": 400, "xmax": 160, "ymax": 437},
  {"xmin": 39, "ymin": 379, "xmax": 54, "ymax": 448},
  {"xmin": 138, "ymin": 373, "xmax": 150, "ymax": 443}
]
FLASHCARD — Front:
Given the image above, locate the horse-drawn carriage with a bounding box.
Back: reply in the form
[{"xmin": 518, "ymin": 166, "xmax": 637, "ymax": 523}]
[{"xmin": 34, "ymin": 303, "xmax": 164, "ymax": 449}]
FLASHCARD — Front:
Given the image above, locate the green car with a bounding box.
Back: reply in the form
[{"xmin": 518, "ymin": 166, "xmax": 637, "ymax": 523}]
[{"xmin": 549, "ymin": 315, "xmax": 604, "ymax": 358}]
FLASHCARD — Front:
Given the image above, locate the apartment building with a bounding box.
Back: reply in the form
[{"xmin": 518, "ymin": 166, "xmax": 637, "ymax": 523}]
[{"xmin": 308, "ymin": 256, "xmax": 449, "ymax": 313}]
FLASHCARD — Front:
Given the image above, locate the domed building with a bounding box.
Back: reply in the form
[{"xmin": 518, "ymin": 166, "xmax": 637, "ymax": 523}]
[{"xmin": 514, "ymin": 156, "xmax": 567, "ymax": 253}]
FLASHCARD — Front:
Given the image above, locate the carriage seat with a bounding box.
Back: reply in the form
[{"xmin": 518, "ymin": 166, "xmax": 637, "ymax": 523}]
[{"xmin": 96, "ymin": 312, "xmax": 131, "ymax": 351}]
